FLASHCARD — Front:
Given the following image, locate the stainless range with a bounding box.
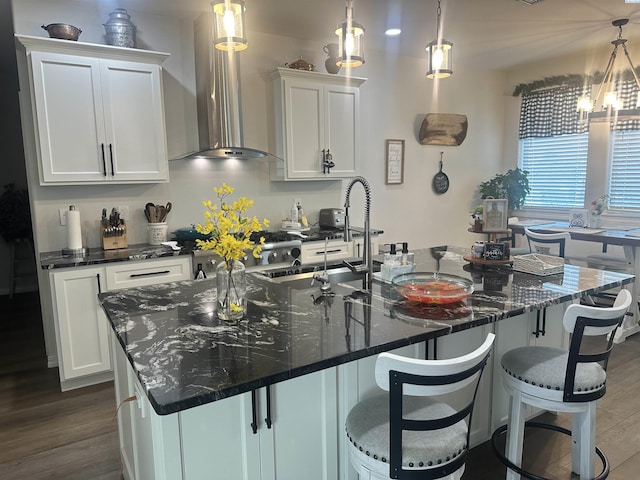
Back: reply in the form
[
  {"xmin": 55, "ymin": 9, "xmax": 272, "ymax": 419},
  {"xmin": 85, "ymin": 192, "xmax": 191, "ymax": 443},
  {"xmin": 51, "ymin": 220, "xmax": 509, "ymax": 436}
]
[{"xmin": 189, "ymin": 231, "xmax": 302, "ymax": 278}]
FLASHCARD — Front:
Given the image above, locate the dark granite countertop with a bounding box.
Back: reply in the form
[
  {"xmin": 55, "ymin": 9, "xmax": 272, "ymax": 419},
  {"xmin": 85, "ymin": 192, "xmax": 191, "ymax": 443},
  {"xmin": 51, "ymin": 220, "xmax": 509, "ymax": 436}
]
[
  {"xmin": 40, "ymin": 243, "xmax": 191, "ymax": 270},
  {"xmin": 99, "ymin": 246, "xmax": 634, "ymax": 416},
  {"xmin": 39, "ymin": 228, "xmax": 383, "ymax": 270}
]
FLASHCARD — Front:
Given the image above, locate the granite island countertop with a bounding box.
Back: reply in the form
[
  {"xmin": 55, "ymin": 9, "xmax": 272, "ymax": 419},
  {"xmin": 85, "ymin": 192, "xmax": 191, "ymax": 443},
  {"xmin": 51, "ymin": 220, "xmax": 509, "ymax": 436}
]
[{"xmin": 99, "ymin": 246, "xmax": 634, "ymax": 415}]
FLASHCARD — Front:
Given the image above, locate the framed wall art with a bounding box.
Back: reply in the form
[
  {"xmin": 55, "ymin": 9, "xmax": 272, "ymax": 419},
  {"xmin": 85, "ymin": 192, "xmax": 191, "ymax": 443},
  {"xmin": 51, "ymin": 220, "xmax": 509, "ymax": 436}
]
[
  {"xmin": 385, "ymin": 139, "xmax": 404, "ymax": 184},
  {"xmin": 482, "ymin": 198, "xmax": 508, "ymax": 232}
]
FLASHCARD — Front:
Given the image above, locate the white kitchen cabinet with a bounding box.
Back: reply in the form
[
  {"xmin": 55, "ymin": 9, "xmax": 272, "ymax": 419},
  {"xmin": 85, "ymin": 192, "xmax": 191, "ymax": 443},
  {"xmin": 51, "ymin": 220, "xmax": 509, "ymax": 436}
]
[
  {"xmin": 50, "ymin": 256, "xmax": 191, "ymax": 391},
  {"xmin": 301, "ymin": 238, "xmax": 353, "ymax": 265},
  {"xmin": 51, "ymin": 265, "xmax": 112, "ymax": 389},
  {"xmin": 352, "ymin": 235, "xmax": 380, "ymax": 259},
  {"xmin": 271, "ymin": 68, "xmax": 366, "ymax": 181},
  {"xmin": 113, "ymin": 334, "xmax": 339, "ymax": 480},
  {"xmin": 16, "ymin": 35, "xmax": 169, "ymax": 185},
  {"xmin": 181, "ymin": 369, "xmax": 339, "ymax": 480}
]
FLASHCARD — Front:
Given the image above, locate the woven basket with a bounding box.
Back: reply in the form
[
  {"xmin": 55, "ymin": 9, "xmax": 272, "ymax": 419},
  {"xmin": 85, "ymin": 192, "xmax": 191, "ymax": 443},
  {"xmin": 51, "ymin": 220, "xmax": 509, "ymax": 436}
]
[{"xmin": 512, "ymin": 253, "xmax": 564, "ymax": 276}]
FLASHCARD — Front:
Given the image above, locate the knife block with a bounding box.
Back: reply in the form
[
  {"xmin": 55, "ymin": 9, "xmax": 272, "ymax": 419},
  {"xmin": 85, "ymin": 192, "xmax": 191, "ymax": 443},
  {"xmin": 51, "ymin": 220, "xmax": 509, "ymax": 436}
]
[{"xmin": 101, "ymin": 222, "xmax": 128, "ymax": 250}]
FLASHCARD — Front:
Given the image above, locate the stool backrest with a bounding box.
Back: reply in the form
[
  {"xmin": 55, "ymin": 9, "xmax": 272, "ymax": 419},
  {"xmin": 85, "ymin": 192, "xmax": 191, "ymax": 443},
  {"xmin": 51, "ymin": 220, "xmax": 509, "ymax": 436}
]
[
  {"xmin": 562, "ymin": 289, "xmax": 632, "ymax": 402},
  {"xmin": 524, "ymin": 228, "xmax": 570, "ymax": 257},
  {"xmin": 375, "ymin": 333, "xmax": 495, "ymax": 479}
]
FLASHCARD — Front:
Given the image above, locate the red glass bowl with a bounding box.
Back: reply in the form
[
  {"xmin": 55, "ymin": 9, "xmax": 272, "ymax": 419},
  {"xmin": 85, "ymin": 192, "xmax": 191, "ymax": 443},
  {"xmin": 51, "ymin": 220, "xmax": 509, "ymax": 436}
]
[{"xmin": 392, "ymin": 272, "xmax": 474, "ymax": 304}]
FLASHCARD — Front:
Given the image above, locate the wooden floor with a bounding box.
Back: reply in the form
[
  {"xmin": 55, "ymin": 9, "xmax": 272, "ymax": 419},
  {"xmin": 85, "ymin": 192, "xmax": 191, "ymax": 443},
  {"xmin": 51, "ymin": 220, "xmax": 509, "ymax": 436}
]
[
  {"xmin": 0, "ymin": 292, "xmax": 121, "ymax": 480},
  {"xmin": 1, "ymin": 291, "xmax": 639, "ymax": 479}
]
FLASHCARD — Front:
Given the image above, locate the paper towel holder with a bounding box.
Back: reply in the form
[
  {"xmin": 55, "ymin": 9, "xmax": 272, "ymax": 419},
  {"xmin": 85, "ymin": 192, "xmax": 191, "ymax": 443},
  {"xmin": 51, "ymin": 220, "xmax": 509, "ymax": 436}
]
[{"xmin": 62, "ymin": 205, "xmax": 87, "ymax": 257}]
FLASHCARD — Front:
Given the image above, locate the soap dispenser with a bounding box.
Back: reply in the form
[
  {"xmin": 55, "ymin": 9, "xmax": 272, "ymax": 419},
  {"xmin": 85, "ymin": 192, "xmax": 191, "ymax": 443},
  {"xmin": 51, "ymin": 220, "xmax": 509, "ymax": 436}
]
[
  {"xmin": 290, "ymin": 201, "xmax": 299, "ymax": 223},
  {"xmin": 384, "ymin": 243, "xmax": 401, "ymax": 266},
  {"xmin": 401, "ymin": 242, "xmax": 414, "ymax": 266}
]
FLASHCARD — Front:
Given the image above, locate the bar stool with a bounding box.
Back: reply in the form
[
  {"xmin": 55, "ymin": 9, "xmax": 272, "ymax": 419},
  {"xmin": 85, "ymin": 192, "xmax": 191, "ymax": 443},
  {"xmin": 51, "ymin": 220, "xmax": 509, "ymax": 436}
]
[
  {"xmin": 345, "ymin": 333, "xmax": 495, "ymax": 480},
  {"xmin": 492, "ymin": 289, "xmax": 632, "ymax": 480}
]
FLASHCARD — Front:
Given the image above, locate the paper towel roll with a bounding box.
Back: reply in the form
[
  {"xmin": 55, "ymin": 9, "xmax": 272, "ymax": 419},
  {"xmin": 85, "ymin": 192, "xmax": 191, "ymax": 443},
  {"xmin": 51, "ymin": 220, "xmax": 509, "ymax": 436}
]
[{"xmin": 67, "ymin": 207, "xmax": 82, "ymax": 250}]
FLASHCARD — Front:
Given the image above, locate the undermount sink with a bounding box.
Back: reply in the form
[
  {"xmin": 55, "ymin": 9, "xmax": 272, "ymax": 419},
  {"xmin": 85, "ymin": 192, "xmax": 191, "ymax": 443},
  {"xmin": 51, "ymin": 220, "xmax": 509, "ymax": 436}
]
[{"xmin": 256, "ymin": 262, "xmax": 379, "ymax": 290}]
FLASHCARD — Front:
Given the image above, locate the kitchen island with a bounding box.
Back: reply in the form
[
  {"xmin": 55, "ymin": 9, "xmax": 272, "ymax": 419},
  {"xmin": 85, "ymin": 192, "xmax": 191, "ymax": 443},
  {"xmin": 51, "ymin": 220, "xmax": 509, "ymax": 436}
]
[{"xmin": 100, "ymin": 246, "xmax": 634, "ymax": 480}]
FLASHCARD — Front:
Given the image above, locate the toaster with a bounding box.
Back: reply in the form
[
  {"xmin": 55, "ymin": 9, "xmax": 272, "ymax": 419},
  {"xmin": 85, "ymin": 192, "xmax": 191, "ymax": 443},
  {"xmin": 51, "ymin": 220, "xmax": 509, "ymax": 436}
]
[{"xmin": 319, "ymin": 208, "xmax": 346, "ymax": 228}]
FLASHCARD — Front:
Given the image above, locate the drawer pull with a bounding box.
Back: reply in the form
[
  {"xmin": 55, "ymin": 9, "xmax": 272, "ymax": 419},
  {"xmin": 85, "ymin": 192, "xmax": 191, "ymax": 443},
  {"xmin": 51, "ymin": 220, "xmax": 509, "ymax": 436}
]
[
  {"xmin": 129, "ymin": 270, "xmax": 171, "ymax": 278},
  {"xmin": 315, "ymin": 249, "xmax": 342, "ymax": 255}
]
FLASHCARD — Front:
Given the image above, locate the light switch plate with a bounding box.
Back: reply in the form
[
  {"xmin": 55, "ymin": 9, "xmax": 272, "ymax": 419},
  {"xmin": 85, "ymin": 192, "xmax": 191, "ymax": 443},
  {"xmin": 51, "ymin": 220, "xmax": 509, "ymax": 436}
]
[{"xmin": 59, "ymin": 208, "xmax": 67, "ymax": 226}]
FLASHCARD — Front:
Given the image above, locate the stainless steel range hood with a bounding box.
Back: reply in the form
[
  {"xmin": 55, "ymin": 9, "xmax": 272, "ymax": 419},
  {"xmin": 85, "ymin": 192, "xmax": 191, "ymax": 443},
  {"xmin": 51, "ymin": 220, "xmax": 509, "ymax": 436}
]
[{"xmin": 181, "ymin": 13, "xmax": 271, "ymax": 160}]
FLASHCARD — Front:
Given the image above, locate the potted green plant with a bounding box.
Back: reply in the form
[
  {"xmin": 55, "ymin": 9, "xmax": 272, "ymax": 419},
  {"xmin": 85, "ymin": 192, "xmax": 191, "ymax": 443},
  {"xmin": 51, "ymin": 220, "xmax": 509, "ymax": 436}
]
[
  {"xmin": 478, "ymin": 167, "xmax": 530, "ymax": 211},
  {"xmin": 0, "ymin": 183, "xmax": 32, "ymax": 242}
]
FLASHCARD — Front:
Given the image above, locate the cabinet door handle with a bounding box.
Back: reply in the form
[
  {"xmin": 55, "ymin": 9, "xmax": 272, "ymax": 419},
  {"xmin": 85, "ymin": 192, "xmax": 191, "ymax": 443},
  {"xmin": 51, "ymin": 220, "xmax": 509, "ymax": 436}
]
[
  {"xmin": 109, "ymin": 144, "xmax": 115, "ymax": 176},
  {"xmin": 129, "ymin": 270, "xmax": 171, "ymax": 278},
  {"xmin": 250, "ymin": 390, "xmax": 258, "ymax": 434},
  {"xmin": 264, "ymin": 385, "xmax": 272, "ymax": 429},
  {"xmin": 316, "ymin": 249, "xmax": 342, "ymax": 255},
  {"xmin": 532, "ymin": 309, "xmax": 547, "ymax": 337},
  {"xmin": 101, "ymin": 143, "xmax": 107, "ymax": 176},
  {"xmin": 96, "ymin": 273, "xmax": 102, "ymax": 294}
]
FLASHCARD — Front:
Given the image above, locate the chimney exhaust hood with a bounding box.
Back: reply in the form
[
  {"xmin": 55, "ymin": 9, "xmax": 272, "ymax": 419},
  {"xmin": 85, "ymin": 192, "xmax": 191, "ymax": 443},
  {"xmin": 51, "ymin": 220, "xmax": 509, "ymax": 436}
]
[{"xmin": 181, "ymin": 13, "xmax": 272, "ymax": 160}]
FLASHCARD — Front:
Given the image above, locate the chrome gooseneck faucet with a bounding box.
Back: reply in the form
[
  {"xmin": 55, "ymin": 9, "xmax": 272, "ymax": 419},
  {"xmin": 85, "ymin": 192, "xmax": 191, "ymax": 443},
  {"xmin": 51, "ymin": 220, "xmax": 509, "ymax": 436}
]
[{"xmin": 343, "ymin": 176, "xmax": 372, "ymax": 291}]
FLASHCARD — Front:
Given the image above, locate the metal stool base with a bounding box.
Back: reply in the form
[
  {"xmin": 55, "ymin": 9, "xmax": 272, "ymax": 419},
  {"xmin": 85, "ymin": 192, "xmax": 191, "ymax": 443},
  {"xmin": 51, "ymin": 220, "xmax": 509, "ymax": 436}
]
[{"xmin": 491, "ymin": 421, "xmax": 609, "ymax": 480}]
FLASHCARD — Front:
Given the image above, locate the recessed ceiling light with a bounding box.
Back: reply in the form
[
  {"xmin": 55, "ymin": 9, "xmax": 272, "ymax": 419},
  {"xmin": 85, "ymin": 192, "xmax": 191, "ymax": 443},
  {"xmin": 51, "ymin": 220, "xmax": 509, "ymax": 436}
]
[{"xmin": 385, "ymin": 28, "xmax": 402, "ymax": 36}]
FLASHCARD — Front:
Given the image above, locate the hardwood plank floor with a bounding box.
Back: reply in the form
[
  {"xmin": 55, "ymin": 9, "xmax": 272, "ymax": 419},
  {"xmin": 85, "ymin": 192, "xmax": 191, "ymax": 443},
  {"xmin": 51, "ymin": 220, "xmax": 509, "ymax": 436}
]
[
  {"xmin": 1, "ymin": 291, "xmax": 639, "ymax": 479},
  {"xmin": 0, "ymin": 292, "xmax": 121, "ymax": 480}
]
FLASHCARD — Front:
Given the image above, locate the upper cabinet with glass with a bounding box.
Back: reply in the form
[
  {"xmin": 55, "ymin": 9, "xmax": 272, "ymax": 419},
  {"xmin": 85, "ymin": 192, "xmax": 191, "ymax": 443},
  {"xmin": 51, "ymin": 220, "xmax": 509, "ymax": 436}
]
[
  {"xmin": 15, "ymin": 35, "xmax": 170, "ymax": 185},
  {"xmin": 270, "ymin": 68, "xmax": 366, "ymax": 181}
]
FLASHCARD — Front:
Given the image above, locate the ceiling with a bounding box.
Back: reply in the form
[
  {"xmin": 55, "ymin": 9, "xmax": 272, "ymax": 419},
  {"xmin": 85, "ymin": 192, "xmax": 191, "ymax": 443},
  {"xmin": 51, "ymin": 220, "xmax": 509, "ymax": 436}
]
[{"xmin": 95, "ymin": 0, "xmax": 640, "ymax": 70}]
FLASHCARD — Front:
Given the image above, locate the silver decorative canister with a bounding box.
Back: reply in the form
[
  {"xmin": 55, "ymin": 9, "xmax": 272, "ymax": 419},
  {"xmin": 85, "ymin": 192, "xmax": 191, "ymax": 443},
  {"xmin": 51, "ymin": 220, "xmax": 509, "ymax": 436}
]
[{"xmin": 103, "ymin": 8, "xmax": 136, "ymax": 48}]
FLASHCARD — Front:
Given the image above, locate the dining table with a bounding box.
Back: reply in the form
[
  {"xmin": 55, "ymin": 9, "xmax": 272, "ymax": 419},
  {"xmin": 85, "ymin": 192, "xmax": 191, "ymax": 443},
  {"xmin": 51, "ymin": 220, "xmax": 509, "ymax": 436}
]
[{"xmin": 509, "ymin": 220, "xmax": 640, "ymax": 342}]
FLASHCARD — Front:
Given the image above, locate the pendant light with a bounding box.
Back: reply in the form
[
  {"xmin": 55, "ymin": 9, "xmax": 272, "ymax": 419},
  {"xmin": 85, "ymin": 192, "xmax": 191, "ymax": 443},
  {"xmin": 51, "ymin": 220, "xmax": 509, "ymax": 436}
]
[
  {"xmin": 335, "ymin": 0, "xmax": 365, "ymax": 68},
  {"xmin": 577, "ymin": 19, "xmax": 640, "ymax": 120},
  {"xmin": 211, "ymin": 0, "xmax": 248, "ymax": 51},
  {"xmin": 426, "ymin": 0, "xmax": 453, "ymax": 79}
]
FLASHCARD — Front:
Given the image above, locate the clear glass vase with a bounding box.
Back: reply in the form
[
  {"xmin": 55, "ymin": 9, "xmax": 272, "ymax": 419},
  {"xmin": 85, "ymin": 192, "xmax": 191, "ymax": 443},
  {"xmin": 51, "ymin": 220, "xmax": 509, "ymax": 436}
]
[
  {"xmin": 216, "ymin": 259, "xmax": 246, "ymax": 322},
  {"xmin": 590, "ymin": 214, "xmax": 602, "ymax": 228}
]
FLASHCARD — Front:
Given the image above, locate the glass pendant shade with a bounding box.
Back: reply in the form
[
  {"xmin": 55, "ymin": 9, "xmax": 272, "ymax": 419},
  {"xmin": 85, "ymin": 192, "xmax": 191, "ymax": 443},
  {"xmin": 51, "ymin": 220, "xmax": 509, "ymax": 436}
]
[
  {"xmin": 426, "ymin": 39, "xmax": 453, "ymax": 79},
  {"xmin": 335, "ymin": 1, "xmax": 365, "ymax": 67},
  {"xmin": 212, "ymin": 0, "xmax": 247, "ymax": 51}
]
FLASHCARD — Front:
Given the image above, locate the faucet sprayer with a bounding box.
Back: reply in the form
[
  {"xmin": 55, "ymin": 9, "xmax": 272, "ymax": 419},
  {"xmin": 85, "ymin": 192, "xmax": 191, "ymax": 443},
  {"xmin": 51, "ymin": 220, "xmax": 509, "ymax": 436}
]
[{"xmin": 343, "ymin": 176, "xmax": 373, "ymax": 291}]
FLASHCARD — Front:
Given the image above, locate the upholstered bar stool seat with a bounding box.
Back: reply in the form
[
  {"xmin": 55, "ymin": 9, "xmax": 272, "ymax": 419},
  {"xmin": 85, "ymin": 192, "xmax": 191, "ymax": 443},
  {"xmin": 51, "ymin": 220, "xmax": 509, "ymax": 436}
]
[
  {"xmin": 346, "ymin": 397, "xmax": 467, "ymax": 474},
  {"xmin": 492, "ymin": 290, "xmax": 632, "ymax": 480},
  {"xmin": 346, "ymin": 334, "xmax": 495, "ymax": 480}
]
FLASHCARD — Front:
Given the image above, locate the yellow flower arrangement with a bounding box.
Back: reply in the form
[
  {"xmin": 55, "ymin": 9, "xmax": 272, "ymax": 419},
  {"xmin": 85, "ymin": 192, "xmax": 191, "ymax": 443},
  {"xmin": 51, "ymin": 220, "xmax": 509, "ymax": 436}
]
[
  {"xmin": 195, "ymin": 183, "xmax": 269, "ymax": 267},
  {"xmin": 195, "ymin": 183, "xmax": 269, "ymax": 320}
]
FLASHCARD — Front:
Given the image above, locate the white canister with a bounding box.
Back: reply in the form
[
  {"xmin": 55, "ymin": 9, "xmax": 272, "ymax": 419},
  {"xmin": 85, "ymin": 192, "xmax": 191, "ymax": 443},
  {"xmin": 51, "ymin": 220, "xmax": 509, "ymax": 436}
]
[{"xmin": 147, "ymin": 222, "xmax": 168, "ymax": 245}]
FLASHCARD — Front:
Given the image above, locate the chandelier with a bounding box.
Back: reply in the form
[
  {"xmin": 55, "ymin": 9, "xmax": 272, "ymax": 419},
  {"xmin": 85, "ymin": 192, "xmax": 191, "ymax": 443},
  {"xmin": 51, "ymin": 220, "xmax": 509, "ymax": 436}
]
[{"xmin": 577, "ymin": 19, "xmax": 640, "ymax": 120}]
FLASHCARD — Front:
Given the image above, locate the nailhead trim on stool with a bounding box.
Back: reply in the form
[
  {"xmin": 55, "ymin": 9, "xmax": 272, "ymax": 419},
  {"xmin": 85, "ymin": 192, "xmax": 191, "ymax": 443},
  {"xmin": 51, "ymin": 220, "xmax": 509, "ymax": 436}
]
[{"xmin": 345, "ymin": 394, "xmax": 467, "ymax": 470}]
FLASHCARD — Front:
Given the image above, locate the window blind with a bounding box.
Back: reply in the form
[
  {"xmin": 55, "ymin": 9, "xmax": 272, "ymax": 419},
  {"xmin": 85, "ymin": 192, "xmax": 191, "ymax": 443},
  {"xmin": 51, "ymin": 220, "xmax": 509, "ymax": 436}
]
[
  {"xmin": 520, "ymin": 133, "xmax": 588, "ymax": 207},
  {"xmin": 609, "ymin": 129, "xmax": 640, "ymax": 211}
]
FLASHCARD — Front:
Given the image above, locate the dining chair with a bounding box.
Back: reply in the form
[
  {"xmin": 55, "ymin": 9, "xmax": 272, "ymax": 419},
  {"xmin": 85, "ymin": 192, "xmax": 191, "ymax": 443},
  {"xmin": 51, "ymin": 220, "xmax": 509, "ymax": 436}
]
[
  {"xmin": 523, "ymin": 228, "xmax": 570, "ymax": 258},
  {"xmin": 492, "ymin": 289, "xmax": 632, "ymax": 480},
  {"xmin": 345, "ymin": 333, "xmax": 495, "ymax": 480}
]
